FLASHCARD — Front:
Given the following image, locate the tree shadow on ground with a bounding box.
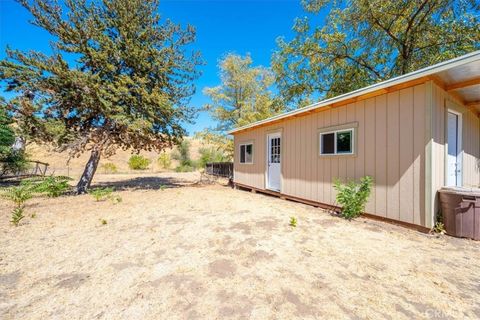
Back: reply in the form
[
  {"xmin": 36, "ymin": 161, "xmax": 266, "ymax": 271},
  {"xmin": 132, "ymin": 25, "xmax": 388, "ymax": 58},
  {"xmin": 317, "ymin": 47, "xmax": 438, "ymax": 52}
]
[{"xmin": 92, "ymin": 176, "xmax": 194, "ymax": 191}]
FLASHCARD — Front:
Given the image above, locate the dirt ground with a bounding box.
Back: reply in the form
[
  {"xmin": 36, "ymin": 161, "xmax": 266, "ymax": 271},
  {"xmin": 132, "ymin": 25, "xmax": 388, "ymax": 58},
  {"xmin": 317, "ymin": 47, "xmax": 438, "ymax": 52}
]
[{"xmin": 1, "ymin": 172, "xmax": 479, "ymax": 319}]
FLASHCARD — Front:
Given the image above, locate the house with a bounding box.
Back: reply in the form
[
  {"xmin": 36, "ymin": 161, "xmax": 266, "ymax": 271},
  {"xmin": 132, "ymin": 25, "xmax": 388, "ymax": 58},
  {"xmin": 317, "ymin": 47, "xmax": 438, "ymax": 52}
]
[{"xmin": 229, "ymin": 51, "xmax": 480, "ymax": 231}]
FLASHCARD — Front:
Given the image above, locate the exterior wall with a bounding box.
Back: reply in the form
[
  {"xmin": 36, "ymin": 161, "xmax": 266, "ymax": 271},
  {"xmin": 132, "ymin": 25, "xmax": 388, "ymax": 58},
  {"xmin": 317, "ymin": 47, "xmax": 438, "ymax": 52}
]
[
  {"xmin": 431, "ymin": 83, "xmax": 480, "ymax": 217},
  {"xmin": 234, "ymin": 83, "xmax": 429, "ymax": 227}
]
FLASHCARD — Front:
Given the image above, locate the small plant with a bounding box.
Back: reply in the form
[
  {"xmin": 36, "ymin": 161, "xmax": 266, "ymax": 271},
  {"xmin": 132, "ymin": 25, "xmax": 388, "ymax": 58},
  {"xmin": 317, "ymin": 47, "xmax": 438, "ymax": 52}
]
[
  {"xmin": 433, "ymin": 222, "xmax": 446, "ymax": 234},
  {"xmin": 289, "ymin": 216, "xmax": 297, "ymax": 227},
  {"xmin": 157, "ymin": 152, "xmax": 171, "ymax": 169},
  {"xmin": 100, "ymin": 219, "xmax": 107, "ymax": 225},
  {"xmin": 1, "ymin": 184, "xmax": 34, "ymax": 207},
  {"xmin": 88, "ymin": 187, "xmax": 114, "ymax": 201},
  {"xmin": 128, "ymin": 155, "xmax": 151, "ymax": 170},
  {"xmin": 159, "ymin": 185, "xmax": 166, "ymax": 191},
  {"xmin": 334, "ymin": 176, "xmax": 373, "ymax": 220},
  {"xmin": 10, "ymin": 207, "xmax": 25, "ymax": 226},
  {"xmin": 110, "ymin": 194, "xmax": 122, "ymax": 204},
  {"xmin": 432, "ymin": 210, "xmax": 446, "ymax": 234},
  {"xmin": 31, "ymin": 213, "xmax": 36, "ymax": 218},
  {"xmin": 101, "ymin": 163, "xmax": 118, "ymax": 174}
]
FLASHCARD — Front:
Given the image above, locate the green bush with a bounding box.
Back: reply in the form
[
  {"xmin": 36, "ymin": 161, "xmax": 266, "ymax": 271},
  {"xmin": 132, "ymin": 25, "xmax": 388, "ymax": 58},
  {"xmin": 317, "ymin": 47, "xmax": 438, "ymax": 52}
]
[
  {"xmin": 1, "ymin": 151, "xmax": 30, "ymax": 175},
  {"xmin": 24, "ymin": 176, "xmax": 71, "ymax": 197},
  {"xmin": 334, "ymin": 176, "xmax": 373, "ymax": 220},
  {"xmin": 128, "ymin": 155, "xmax": 151, "ymax": 170},
  {"xmin": 88, "ymin": 187, "xmax": 114, "ymax": 201},
  {"xmin": 101, "ymin": 163, "xmax": 118, "ymax": 174},
  {"xmin": 197, "ymin": 147, "xmax": 227, "ymax": 168},
  {"xmin": 157, "ymin": 152, "xmax": 171, "ymax": 169}
]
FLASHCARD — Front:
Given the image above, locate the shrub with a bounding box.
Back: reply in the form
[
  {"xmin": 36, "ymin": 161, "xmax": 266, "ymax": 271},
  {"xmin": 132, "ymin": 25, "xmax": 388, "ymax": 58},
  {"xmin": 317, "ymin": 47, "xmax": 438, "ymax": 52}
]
[
  {"xmin": 1, "ymin": 151, "xmax": 30, "ymax": 175},
  {"xmin": 101, "ymin": 163, "xmax": 118, "ymax": 174},
  {"xmin": 334, "ymin": 176, "xmax": 373, "ymax": 220},
  {"xmin": 157, "ymin": 152, "xmax": 171, "ymax": 169},
  {"xmin": 24, "ymin": 176, "xmax": 71, "ymax": 197},
  {"xmin": 198, "ymin": 147, "xmax": 227, "ymax": 168},
  {"xmin": 88, "ymin": 187, "xmax": 114, "ymax": 201},
  {"xmin": 128, "ymin": 155, "xmax": 151, "ymax": 170}
]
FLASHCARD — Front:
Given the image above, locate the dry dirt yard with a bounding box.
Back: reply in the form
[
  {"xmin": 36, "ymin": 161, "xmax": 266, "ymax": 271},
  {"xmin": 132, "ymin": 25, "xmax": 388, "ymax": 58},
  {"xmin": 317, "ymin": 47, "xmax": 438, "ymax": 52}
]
[{"xmin": 1, "ymin": 172, "xmax": 479, "ymax": 319}]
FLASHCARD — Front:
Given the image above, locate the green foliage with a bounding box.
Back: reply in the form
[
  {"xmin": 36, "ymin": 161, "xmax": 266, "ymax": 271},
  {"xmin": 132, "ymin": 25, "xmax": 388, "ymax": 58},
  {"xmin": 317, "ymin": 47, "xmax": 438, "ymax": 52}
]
[
  {"xmin": 101, "ymin": 163, "xmax": 118, "ymax": 174},
  {"xmin": 0, "ymin": 0, "xmax": 202, "ymax": 190},
  {"xmin": 1, "ymin": 184, "xmax": 34, "ymax": 207},
  {"xmin": 172, "ymin": 140, "xmax": 195, "ymax": 168},
  {"xmin": 433, "ymin": 222, "xmax": 446, "ymax": 234},
  {"xmin": 334, "ymin": 176, "xmax": 373, "ymax": 220},
  {"xmin": 203, "ymin": 53, "xmax": 284, "ymax": 131},
  {"xmin": 1, "ymin": 151, "xmax": 30, "ymax": 175},
  {"xmin": 199, "ymin": 54, "xmax": 284, "ymax": 158},
  {"xmin": 128, "ymin": 155, "xmax": 151, "ymax": 170},
  {"xmin": 159, "ymin": 185, "xmax": 167, "ymax": 191},
  {"xmin": 195, "ymin": 131, "xmax": 233, "ymax": 161},
  {"xmin": 100, "ymin": 219, "xmax": 108, "ymax": 225},
  {"xmin": 273, "ymin": 0, "xmax": 480, "ymax": 104},
  {"xmin": 0, "ymin": 99, "xmax": 15, "ymax": 160},
  {"xmin": 197, "ymin": 147, "xmax": 228, "ymax": 168},
  {"xmin": 289, "ymin": 216, "xmax": 297, "ymax": 227},
  {"xmin": 157, "ymin": 152, "xmax": 172, "ymax": 169},
  {"xmin": 1, "ymin": 183, "xmax": 35, "ymax": 226},
  {"xmin": 10, "ymin": 207, "xmax": 25, "ymax": 227},
  {"xmin": 88, "ymin": 187, "xmax": 114, "ymax": 202},
  {"xmin": 24, "ymin": 176, "xmax": 71, "ymax": 197}
]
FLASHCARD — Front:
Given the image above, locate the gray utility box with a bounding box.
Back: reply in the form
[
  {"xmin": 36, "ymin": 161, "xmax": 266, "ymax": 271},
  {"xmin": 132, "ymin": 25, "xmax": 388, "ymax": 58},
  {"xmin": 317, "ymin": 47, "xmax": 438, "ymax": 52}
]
[{"xmin": 439, "ymin": 187, "xmax": 480, "ymax": 240}]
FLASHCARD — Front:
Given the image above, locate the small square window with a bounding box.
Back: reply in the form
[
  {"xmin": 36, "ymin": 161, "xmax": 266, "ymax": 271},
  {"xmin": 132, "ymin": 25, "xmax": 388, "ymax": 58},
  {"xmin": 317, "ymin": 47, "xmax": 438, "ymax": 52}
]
[
  {"xmin": 240, "ymin": 143, "xmax": 253, "ymax": 163},
  {"xmin": 320, "ymin": 128, "xmax": 354, "ymax": 155}
]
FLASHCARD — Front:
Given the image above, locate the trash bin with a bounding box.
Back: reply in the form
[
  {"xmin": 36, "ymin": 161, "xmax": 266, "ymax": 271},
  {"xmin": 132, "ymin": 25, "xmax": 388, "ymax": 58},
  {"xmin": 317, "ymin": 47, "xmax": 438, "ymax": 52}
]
[{"xmin": 439, "ymin": 187, "xmax": 480, "ymax": 240}]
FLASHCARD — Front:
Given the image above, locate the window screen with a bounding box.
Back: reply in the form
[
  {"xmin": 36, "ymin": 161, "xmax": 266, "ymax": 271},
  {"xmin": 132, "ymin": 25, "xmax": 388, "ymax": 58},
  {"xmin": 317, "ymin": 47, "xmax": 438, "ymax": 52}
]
[{"xmin": 245, "ymin": 144, "xmax": 253, "ymax": 163}]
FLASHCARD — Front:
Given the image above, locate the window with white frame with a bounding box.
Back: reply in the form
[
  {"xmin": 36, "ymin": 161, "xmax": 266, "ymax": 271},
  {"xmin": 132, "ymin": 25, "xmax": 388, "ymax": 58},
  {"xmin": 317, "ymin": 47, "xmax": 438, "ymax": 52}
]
[
  {"xmin": 240, "ymin": 143, "xmax": 253, "ymax": 163},
  {"xmin": 320, "ymin": 128, "xmax": 354, "ymax": 155}
]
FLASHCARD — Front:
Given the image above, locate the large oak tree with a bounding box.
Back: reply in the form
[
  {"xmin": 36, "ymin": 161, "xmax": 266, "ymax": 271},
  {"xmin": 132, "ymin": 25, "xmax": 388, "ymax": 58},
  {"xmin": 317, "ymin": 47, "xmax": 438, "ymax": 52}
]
[
  {"xmin": 0, "ymin": 0, "xmax": 201, "ymax": 193},
  {"xmin": 273, "ymin": 0, "xmax": 480, "ymax": 105}
]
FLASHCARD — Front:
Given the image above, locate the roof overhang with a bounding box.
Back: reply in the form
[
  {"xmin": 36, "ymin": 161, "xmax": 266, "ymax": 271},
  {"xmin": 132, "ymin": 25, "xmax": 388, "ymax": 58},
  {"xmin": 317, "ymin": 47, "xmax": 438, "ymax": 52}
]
[{"xmin": 229, "ymin": 51, "xmax": 480, "ymax": 135}]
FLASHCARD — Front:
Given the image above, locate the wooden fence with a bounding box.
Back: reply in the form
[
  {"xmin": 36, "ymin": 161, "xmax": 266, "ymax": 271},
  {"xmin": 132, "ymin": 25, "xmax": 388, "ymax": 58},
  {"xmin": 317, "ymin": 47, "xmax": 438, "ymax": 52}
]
[
  {"xmin": 0, "ymin": 160, "xmax": 49, "ymax": 179},
  {"xmin": 205, "ymin": 162, "xmax": 233, "ymax": 178}
]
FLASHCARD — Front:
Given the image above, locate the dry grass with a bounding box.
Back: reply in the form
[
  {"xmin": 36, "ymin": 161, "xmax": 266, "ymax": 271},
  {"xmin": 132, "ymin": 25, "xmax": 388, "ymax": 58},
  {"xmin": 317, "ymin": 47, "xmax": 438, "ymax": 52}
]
[{"xmin": 1, "ymin": 172, "xmax": 479, "ymax": 319}]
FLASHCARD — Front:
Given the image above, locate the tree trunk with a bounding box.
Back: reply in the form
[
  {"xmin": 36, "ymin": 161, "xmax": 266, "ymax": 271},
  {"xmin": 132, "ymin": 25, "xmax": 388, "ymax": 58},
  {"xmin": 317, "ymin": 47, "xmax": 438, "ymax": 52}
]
[{"xmin": 76, "ymin": 149, "xmax": 101, "ymax": 194}]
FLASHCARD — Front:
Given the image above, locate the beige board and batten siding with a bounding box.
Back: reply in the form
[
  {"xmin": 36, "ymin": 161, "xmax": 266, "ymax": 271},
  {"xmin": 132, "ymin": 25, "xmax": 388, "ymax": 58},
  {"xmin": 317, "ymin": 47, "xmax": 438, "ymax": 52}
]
[
  {"xmin": 234, "ymin": 83, "xmax": 429, "ymax": 227},
  {"xmin": 430, "ymin": 83, "xmax": 480, "ymax": 221}
]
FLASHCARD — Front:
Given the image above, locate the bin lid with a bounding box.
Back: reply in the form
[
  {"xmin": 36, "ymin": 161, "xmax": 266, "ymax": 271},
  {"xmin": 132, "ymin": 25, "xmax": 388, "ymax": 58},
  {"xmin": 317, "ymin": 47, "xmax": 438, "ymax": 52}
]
[{"xmin": 439, "ymin": 186, "xmax": 480, "ymax": 196}]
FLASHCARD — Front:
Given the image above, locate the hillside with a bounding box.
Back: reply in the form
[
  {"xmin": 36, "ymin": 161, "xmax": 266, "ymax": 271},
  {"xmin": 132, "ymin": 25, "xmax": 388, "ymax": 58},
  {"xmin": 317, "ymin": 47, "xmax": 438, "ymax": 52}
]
[{"xmin": 26, "ymin": 137, "xmax": 204, "ymax": 178}]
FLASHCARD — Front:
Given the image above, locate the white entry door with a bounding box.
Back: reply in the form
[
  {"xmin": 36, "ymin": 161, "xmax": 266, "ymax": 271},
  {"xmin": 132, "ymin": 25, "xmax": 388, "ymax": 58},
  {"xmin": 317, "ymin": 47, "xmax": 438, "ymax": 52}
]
[
  {"xmin": 267, "ymin": 133, "xmax": 281, "ymax": 191},
  {"xmin": 446, "ymin": 111, "xmax": 462, "ymax": 187}
]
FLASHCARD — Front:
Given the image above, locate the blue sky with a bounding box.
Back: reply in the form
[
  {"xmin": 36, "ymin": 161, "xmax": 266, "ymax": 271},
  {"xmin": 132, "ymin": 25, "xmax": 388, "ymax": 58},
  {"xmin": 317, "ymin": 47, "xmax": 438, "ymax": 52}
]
[{"xmin": 0, "ymin": 0, "xmax": 315, "ymax": 135}]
